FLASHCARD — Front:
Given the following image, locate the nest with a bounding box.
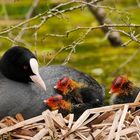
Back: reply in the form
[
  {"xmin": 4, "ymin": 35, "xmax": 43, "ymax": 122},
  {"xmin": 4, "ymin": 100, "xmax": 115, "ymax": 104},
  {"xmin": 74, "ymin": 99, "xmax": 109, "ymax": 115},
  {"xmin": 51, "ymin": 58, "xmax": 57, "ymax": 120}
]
[{"xmin": 0, "ymin": 102, "xmax": 140, "ymax": 140}]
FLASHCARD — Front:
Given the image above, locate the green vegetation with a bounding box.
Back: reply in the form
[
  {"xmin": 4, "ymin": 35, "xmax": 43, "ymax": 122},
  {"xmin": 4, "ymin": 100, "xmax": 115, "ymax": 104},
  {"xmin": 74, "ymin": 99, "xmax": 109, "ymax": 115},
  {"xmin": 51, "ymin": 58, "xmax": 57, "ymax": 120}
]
[{"xmin": 0, "ymin": 0, "xmax": 140, "ymax": 103}]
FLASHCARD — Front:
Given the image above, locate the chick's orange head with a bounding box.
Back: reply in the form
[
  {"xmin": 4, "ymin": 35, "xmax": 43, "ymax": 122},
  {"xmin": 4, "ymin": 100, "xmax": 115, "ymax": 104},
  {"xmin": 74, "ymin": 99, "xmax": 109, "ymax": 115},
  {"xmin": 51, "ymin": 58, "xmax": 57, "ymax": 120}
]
[
  {"xmin": 54, "ymin": 77, "xmax": 75, "ymax": 95},
  {"xmin": 109, "ymin": 75, "xmax": 128, "ymax": 95},
  {"xmin": 44, "ymin": 94, "xmax": 63, "ymax": 110}
]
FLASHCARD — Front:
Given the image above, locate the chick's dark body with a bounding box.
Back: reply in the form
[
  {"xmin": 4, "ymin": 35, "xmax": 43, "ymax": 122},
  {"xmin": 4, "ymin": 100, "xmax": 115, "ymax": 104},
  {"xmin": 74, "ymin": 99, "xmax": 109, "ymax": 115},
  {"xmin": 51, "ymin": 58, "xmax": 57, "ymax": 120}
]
[
  {"xmin": 110, "ymin": 86, "xmax": 140, "ymax": 104},
  {"xmin": 60, "ymin": 87, "xmax": 104, "ymax": 120}
]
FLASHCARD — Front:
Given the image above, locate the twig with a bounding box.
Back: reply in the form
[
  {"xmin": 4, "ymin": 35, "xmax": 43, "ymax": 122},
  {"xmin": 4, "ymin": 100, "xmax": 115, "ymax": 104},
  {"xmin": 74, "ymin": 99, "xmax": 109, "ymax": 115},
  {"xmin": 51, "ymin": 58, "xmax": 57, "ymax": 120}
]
[
  {"xmin": 46, "ymin": 47, "xmax": 65, "ymax": 66},
  {"xmin": 0, "ymin": 35, "xmax": 16, "ymax": 44},
  {"xmin": 0, "ymin": 0, "xmax": 76, "ymax": 35},
  {"xmin": 31, "ymin": 128, "xmax": 48, "ymax": 140},
  {"xmin": 112, "ymin": 29, "xmax": 140, "ymax": 44},
  {"xmin": 0, "ymin": 115, "xmax": 44, "ymax": 135},
  {"xmin": 122, "ymin": 34, "xmax": 140, "ymax": 46},
  {"xmin": 44, "ymin": 24, "xmax": 140, "ymax": 39},
  {"xmin": 0, "ymin": 0, "xmax": 139, "ymax": 36},
  {"xmin": 63, "ymin": 27, "xmax": 92, "ymax": 65},
  {"xmin": 108, "ymin": 109, "xmax": 122, "ymax": 140},
  {"xmin": 115, "ymin": 105, "xmax": 129, "ymax": 140},
  {"xmin": 12, "ymin": 0, "xmax": 39, "ymax": 46},
  {"xmin": 44, "ymin": 24, "xmax": 140, "ymax": 65}
]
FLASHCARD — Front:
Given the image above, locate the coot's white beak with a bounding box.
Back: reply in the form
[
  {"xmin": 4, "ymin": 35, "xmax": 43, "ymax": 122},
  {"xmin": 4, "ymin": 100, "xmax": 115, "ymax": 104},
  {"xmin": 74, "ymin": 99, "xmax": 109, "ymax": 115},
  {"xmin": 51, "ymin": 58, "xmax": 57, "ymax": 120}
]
[
  {"xmin": 29, "ymin": 58, "xmax": 46, "ymax": 91},
  {"xmin": 30, "ymin": 74, "xmax": 46, "ymax": 91}
]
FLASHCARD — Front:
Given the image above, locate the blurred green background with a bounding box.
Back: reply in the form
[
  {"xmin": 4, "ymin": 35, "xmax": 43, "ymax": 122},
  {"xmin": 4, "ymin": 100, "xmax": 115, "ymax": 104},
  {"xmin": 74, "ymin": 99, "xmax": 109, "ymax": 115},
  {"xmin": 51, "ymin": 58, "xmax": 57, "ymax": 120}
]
[{"xmin": 0, "ymin": 0, "xmax": 140, "ymax": 103}]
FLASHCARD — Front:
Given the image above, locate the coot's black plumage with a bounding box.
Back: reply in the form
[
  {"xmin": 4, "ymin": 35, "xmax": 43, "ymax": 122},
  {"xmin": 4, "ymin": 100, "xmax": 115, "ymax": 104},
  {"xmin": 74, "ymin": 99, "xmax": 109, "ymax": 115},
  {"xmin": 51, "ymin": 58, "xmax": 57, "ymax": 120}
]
[
  {"xmin": 0, "ymin": 47, "xmax": 35, "ymax": 83},
  {"xmin": 0, "ymin": 46, "xmax": 47, "ymax": 119}
]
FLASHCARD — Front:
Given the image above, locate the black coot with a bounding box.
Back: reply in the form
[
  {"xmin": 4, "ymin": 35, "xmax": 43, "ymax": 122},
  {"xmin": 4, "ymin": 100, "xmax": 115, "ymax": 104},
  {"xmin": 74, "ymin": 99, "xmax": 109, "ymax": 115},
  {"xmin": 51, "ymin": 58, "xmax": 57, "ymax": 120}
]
[{"xmin": 0, "ymin": 46, "xmax": 47, "ymax": 119}]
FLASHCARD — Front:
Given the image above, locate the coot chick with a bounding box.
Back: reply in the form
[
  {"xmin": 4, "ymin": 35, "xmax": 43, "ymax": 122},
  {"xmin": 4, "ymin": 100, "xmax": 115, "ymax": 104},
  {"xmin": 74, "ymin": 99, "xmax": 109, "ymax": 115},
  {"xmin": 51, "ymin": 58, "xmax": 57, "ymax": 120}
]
[
  {"xmin": 44, "ymin": 94, "xmax": 64, "ymax": 110},
  {"xmin": 0, "ymin": 46, "xmax": 47, "ymax": 119},
  {"xmin": 54, "ymin": 77, "xmax": 104, "ymax": 107},
  {"xmin": 109, "ymin": 75, "xmax": 140, "ymax": 104},
  {"xmin": 44, "ymin": 94, "xmax": 98, "ymax": 120}
]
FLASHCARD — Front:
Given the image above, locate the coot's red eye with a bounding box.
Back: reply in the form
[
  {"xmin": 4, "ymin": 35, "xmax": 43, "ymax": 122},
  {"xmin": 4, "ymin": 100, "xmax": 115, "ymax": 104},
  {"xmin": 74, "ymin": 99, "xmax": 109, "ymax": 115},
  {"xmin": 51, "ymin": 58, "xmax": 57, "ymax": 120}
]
[{"xmin": 23, "ymin": 65, "xmax": 28, "ymax": 70}]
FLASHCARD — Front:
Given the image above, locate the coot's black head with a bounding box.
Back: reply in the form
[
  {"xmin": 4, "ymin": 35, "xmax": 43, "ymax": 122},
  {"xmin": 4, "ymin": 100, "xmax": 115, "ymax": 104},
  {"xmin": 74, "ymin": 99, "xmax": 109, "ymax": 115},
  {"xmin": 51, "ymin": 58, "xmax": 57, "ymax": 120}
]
[{"xmin": 0, "ymin": 46, "xmax": 46, "ymax": 91}]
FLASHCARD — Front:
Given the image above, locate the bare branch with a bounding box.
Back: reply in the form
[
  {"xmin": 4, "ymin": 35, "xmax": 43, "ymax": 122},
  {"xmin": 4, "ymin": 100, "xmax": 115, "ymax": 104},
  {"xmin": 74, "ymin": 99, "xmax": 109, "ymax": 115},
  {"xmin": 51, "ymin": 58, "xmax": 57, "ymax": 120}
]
[
  {"xmin": 12, "ymin": 0, "xmax": 40, "ymax": 46},
  {"xmin": 111, "ymin": 29, "xmax": 140, "ymax": 44},
  {"xmin": 43, "ymin": 24, "xmax": 140, "ymax": 39},
  {"xmin": 46, "ymin": 28, "xmax": 92, "ymax": 66},
  {"xmin": 122, "ymin": 34, "xmax": 140, "ymax": 46},
  {"xmin": 0, "ymin": 0, "xmax": 103, "ymax": 35},
  {"xmin": 0, "ymin": 36, "xmax": 15, "ymax": 44}
]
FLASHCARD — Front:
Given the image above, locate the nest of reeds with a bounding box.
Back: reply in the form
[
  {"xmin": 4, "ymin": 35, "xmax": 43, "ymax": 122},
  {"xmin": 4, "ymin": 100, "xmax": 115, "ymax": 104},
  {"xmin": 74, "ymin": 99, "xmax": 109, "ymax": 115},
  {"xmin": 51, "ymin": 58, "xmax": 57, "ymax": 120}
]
[{"xmin": 0, "ymin": 101, "xmax": 140, "ymax": 140}]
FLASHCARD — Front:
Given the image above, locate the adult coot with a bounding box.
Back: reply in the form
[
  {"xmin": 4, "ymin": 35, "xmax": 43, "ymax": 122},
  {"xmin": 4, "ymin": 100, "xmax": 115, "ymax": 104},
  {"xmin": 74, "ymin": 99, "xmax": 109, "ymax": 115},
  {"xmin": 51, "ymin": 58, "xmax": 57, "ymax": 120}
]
[
  {"xmin": 0, "ymin": 46, "xmax": 47, "ymax": 119},
  {"xmin": 109, "ymin": 75, "xmax": 140, "ymax": 104}
]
